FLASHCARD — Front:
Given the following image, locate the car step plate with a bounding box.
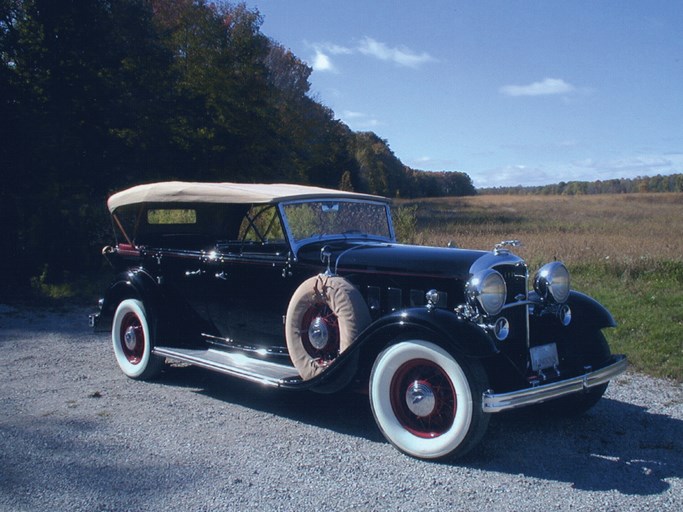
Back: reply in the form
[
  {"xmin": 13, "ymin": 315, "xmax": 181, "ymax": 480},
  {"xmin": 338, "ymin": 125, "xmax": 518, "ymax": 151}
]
[{"xmin": 154, "ymin": 346, "xmax": 301, "ymax": 386}]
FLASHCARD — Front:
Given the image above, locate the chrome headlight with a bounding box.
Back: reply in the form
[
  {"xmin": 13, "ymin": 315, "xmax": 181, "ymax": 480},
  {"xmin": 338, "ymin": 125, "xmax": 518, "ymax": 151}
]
[
  {"xmin": 466, "ymin": 269, "xmax": 507, "ymax": 316},
  {"xmin": 534, "ymin": 262, "xmax": 570, "ymax": 303}
]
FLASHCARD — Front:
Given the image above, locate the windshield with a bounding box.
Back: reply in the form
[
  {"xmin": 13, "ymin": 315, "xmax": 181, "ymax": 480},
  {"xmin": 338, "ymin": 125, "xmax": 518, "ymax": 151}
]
[{"xmin": 281, "ymin": 200, "xmax": 394, "ymax": 246}]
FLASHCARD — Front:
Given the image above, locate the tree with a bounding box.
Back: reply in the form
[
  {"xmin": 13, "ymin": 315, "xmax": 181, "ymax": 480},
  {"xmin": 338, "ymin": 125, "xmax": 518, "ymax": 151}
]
[{"xmin": 2, "ymin": 0, "xmax": 478, "ymax": 290}]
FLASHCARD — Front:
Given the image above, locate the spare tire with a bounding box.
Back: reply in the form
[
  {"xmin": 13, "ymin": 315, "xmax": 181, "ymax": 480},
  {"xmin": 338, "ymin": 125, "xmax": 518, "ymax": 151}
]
[{"xmin": 286, "ymin": 275, "xmax": 371, "ymax": 380}]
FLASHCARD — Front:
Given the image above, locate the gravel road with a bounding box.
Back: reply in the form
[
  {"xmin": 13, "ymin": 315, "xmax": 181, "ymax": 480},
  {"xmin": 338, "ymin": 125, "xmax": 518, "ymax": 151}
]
[{"xmin": 1, "ymin": 305, "xmax": 681, "ymax": 512}]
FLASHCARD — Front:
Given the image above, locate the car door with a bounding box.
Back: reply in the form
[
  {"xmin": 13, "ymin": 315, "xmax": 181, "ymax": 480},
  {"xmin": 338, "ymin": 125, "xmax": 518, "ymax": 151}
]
[
  {"xmin": 200, "ymin": 204, "xmax": 297, "ymax": 348},
  {"xmin": 136, "ymin": 205, "xmax": 218, "ymax": 343}
]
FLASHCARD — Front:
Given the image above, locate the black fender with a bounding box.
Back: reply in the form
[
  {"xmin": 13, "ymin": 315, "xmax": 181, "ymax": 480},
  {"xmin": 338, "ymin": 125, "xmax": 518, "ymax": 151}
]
[
  {"xmin": 94, "ymin": 268, "xmax": 164, "ymax": 332},
  {"xmin": 355, "ymin": 307, "xmax": 499, "ymax": 360},
  {"xmin": 566, "ymin": 290, "xmax": 616, "ymax": 330},
  {"xmin": 528, "ymin": 290, "xmax": 615, "ymax": 333},
  {"xmin": 526, "ymin": 290, "xmax": 616, "ymax": 373},
  {"xmin": 302, "ymin": 307, "xmax": 498, "ymax": 393}
]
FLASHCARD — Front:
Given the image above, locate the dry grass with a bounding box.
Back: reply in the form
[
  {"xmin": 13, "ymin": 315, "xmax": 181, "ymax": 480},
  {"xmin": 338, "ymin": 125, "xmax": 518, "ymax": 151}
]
[{"xmin": 403, "ymin": 193, "xmax": 683, "ymax": 271}]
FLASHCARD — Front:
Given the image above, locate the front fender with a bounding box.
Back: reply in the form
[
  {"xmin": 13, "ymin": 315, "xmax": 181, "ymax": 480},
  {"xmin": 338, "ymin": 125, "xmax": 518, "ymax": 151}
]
[
  {"xmin": 305, "ymin": 307, "xmax": 499, "ymax": 393},
  {"xmin": 355, "ymin": 307, "xmax": 500, "ymax": 359},
  {"xmin": 567, "ymin": 290, "xmax": 617, "ymax": 329}
]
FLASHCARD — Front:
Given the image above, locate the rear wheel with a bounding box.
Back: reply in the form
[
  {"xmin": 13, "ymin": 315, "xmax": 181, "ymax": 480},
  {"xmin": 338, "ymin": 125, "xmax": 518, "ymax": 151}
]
[
  {"xmin": 369, "ymin": 340, "xmax": 489, "ymax": 460},
  {"xmin": 112, "ymin": 299, "xmax": 164, "ymax": 380}
]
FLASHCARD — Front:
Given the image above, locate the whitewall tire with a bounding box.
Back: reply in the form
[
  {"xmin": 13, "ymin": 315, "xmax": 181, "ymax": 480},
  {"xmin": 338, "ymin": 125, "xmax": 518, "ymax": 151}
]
[
  {"xmin": 369, "ymin": 340, "xmax": 489, "ymax": 460},
  {"xmin": 112, "ymin": 299, "xmax": 164, "ymax": 380}
]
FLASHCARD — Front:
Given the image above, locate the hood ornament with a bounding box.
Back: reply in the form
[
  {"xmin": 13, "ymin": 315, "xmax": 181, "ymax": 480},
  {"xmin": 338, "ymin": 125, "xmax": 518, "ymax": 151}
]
[{"xmin": 494, "ymin": 240, "xmax": 522, "ymax": 255}]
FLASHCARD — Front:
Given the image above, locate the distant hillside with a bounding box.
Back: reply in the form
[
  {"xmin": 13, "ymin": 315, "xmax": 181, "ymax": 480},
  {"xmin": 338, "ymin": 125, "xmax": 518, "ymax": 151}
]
[{"xmin": 478, "ymin": 173, "xmax": 683, "ymax": 195}]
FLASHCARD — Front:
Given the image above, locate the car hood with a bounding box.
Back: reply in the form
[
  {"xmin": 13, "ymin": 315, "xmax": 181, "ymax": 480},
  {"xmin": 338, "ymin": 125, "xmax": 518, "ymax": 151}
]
[{"xmin": 297, "ymin": 242, "xmax": 521, "ymax": 280}]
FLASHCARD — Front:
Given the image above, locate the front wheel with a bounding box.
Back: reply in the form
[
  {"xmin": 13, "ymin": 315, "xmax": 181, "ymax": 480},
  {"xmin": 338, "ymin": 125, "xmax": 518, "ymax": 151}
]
[
  {"xmin": 112, "ymin": 299, "xmax": 164, "ymax": 380},
  {"xmin": 369, "ymin": 340, "xmax": 490, "ymax": 460}
]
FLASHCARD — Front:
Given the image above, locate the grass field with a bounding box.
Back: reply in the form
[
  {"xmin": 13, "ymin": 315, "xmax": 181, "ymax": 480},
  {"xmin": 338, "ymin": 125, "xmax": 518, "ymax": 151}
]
[{"xmin": 397, "ymin": 193, "xmax": 683, "ymax": 382}]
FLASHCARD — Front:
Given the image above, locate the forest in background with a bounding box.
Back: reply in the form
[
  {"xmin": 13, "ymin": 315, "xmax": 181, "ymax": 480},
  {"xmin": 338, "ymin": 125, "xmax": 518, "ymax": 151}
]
[
  {"xmin": 0, "ymin": 0, "xmax": 475, "ymax": 288},
  {"xmin": 479, "ymin": 173, "xmax": 683, "ymax": 196}
]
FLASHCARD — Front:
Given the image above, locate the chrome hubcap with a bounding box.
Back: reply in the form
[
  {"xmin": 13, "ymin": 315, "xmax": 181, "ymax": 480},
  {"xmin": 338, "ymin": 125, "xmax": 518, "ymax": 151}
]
[
  {"xmin": 124, "ymin": 326, "xmax": 139, "ymax": 351},
  {"xmin": 308, "ymin": 316, "xmax": 329, "ymax": 350},
  {"xmin": 405, "ymin": 380, "xmax": 436, "ymax": 417}
]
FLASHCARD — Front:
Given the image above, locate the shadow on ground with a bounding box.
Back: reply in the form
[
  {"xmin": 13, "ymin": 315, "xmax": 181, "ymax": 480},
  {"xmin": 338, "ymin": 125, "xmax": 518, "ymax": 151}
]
[{"xmin": 157, "ymin": 364, "xmax": 682, "ymax": 496}]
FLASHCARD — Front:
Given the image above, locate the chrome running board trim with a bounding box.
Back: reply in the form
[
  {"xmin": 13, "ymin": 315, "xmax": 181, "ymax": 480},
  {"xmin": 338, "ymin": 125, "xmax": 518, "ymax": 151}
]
[
  {"xmin": 482, "ymin": 355, "xmax": 628, "ymax": 413},
  {"xmin": 154, "ymin": 346, "xmax": 301, "ymax": 387}
]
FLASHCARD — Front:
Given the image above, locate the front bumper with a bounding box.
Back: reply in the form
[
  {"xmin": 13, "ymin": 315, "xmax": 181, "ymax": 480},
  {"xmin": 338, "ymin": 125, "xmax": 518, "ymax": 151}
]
[{"xmin": 482, "ymin": 354, "xmax": 628, "ymax": 413}]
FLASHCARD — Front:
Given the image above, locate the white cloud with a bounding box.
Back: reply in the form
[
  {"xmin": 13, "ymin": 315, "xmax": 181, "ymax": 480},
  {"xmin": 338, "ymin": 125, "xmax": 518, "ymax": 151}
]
[
  {"xmin": 340, "ymin": 110, "xmax": 381, "ymax": 129},
  {"xmin": 323, "ymin": 43, "xmax": 353, "ymax": 56},
  {"xmin": 573, "ymin": 155, "xmax": 677, "ymax": 176},
  {"xmin": 472, "ymin": 165, "xmax": 555, "ymax": 188},
  {"xmin": 408, "ymin": 156, "xmax": 462, "ymax": 171},
  {"xmin": 342, "ymin": 110, "xmax": 366, "ymax": 119},
  {"xmin": 357, "ymin": 37, "xmax": 437, "ymax": 68},
  {"xmin": 308, "ymin": 37, "xmax": 436, "ymax": 72},
  {"xmin": 312, "ymin": 50, "xmax": 336, "ymax": 72},
  {"xmin": 309, "ymin": 43, "xmax": 354, "ymax": 73},
  {"xmin": 500, "ymin": 78, "xmax": 576, "ymax": 97},
  {"xmin": 473, "ymin": 152, "xmax": 683, "ymax": 188}
]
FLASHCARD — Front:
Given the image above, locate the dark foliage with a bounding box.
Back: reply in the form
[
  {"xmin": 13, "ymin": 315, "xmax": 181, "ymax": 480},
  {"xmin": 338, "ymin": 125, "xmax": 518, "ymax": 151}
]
[{"xmin": 1, "ymin": 0, "xmax": 474, "ymax": 289}]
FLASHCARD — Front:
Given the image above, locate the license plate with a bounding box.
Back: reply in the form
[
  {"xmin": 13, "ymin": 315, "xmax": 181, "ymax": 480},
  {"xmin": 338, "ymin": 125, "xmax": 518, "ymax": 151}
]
[{"xmin": 530, "ymin": 343, "xmax": 559, "ymax": 371}]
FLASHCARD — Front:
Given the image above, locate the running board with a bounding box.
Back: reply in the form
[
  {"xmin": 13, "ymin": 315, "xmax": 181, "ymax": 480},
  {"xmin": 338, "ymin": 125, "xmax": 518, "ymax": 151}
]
[{"xmin": 154, "ymin": 346, "xmax": 302, "ymax": 387}]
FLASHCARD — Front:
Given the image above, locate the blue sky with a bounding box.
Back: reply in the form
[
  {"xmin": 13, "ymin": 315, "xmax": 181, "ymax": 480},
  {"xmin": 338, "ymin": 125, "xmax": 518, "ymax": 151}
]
[{"xmin": 241, "ymin": 0, "xmax": 683, "ymax": 188}]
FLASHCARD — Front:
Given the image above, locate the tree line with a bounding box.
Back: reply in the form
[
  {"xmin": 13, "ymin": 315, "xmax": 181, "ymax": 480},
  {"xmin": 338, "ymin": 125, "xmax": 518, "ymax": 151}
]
[
  {"xmin": 479, "ymin": 173, "xmax": 683, "ymax": 196},
  {"xmin": 1, "ymin": 0, "xmax": 474, "ymax": 288}
]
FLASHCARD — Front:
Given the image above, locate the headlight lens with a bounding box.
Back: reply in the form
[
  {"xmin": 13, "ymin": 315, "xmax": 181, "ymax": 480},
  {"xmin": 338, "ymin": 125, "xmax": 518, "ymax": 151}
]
[
  {"xmin": 534, "ymin": 262, "xmax": 570, "ymax": 303},
  {"xmin": 466, "ymin": 269, "xmax": 507, "ymax": 316}
]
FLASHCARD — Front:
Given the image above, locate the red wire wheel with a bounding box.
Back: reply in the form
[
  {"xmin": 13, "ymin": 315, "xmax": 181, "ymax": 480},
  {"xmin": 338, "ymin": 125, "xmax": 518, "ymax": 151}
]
[
  {"xmin": 389, "ymin": 359, "xmax": 456, "ymax": 438},
  {"xmin": 119, "ymin": 311, "xmax": 146, "ymax": 364},
  {"xmin": 112, "ymin": 299, "xmax": 164, "ymax": 380}
]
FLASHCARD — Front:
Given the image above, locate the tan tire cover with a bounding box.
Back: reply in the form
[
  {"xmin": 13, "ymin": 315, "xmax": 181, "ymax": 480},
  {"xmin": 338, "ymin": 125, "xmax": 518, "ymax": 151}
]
[{"xmin": 286, "ymin": 275, "xmax": 371, "ymax": 380}]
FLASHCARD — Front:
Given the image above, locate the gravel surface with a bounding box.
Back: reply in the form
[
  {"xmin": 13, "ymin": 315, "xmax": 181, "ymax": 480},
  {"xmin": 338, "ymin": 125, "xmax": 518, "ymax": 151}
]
[{"xmin": 1, "ymin": 305, "xmax": 681, "ymax": 512}]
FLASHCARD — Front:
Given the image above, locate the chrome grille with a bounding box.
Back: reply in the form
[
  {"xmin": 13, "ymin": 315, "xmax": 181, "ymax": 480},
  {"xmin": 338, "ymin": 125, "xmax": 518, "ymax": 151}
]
[{"xmin": 497, "ymin": 263, "xmax": 528, "ymax": 304}]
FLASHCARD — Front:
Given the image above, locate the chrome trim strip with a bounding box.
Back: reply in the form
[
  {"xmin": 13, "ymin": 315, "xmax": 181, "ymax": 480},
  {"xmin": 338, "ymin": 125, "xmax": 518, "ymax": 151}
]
[
  {"xmin": 482, "ymin": 355, "xmax": 628, "ymax": 413},
  {"xmin": 153, "ymin": 347, "xmax": 300, "ymax": 387}
]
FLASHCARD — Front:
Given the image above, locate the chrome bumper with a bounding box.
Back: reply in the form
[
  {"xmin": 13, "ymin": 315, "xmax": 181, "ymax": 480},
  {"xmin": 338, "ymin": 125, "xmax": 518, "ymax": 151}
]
[{"xmin": 482, "ymin": 355, "xmax": 628, "ymax": 413}]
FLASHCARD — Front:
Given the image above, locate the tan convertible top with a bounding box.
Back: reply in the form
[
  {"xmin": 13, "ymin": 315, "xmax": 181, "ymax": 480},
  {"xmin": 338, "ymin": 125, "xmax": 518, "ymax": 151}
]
[{"xmin": 107, "ymin": 181, "xmax": 388, "ymax": 212}]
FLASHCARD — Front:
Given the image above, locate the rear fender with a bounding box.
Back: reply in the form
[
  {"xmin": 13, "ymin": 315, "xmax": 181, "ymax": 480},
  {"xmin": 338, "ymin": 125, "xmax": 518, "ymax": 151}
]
[{"xmin": 95, "ymin": 268, "xmax": 163, "ymax": 332}]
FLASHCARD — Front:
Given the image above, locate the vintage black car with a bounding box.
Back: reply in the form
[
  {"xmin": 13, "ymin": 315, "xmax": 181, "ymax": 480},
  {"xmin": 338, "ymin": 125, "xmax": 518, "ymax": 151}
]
[{"xmin": 91, "ymin": 181, "xmax": 627, "ymax": 460}]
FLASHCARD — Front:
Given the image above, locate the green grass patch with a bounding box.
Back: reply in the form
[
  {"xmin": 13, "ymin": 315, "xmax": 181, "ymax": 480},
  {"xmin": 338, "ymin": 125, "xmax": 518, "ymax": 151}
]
[{"xmin": 571, "ymin": 262, "xmax": 683, "ymax": 382}]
